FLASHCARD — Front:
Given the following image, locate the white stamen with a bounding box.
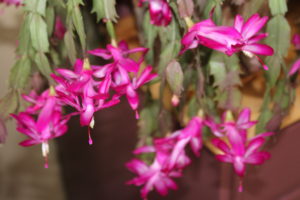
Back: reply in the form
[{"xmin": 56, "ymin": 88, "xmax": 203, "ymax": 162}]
[
  {"xmin": 243, "ymin": 50, "xmax": 254, "ymax": 58},
  {"xmin": 42, "ymin": 142, "xmax": 49, "ymax": 158},
  {"xmin": 90, "ymin": 117, "xmax": 95, "ymax": 129}
]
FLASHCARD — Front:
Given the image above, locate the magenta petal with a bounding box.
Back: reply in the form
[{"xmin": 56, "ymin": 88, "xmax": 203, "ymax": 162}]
[
  {"xmin": 292, "ymin": 34, "xmax": 300, "ymax": 50},
  {"xmin": 80, "ymin": 104, "xmax": 95, "ymax": 126},
  {"xmin": 167, "ymin": 138, "xmax": 189, "ymax": 170},
  {"xmin": 136, "ymin": 66, "xmax": 158, "ymax": 88},
  {"xmin": 244, "ymin": 137, "xmax": 265, "ymax": 157},
  {"xmin": 242, "ymin": 43, "xmax": 274, "ymax": 56},
  {"xmin": 233, "ymin": 157, "xmax": 245, "ymax": 177},
  {"xmin": 99, "ymin": 75, "xmax": 112, "ymax": 95},
  {"xmin": 289, "ymin": 58, "xmax": 300, "ymax": 76},
  {"xmin": 126, "ymin": 85, "xmax": 139, "ymax": 110},
  {"xmin": 117, "ymin": 40, "xmax": 129, "ymax": 51},
  {"xmin": 73, "ymin": 59, "xmax": 84, "ymax": 73},
  {"xmin": 190, "ymin": 137, "xmax": 202, "ymax": 156},
  {"xmin": 119, "ymin": 58, "xmax": 139, "ymax": 73},
  {"xmin": 126, "ymin": 47, "xmax": 148, "ymax": 55},
  {"xmin": 134, "ymin": 146, "xmax": 156, "ymax": 154},
  {"xmin": 154, "ymin": 180, "xmax": 169, "ymax": 196},
  {"xmin": 250, "ymin": 132, "xmax": 273, "ymax": 141},
  {"xmin": 234, "ymin": 14, "xmax": 244, "ymax": 33},
  {"xmin": 225, "ymin": 126, "xmax": 245, "ymax": 155},
  {"xmin": 19, "ymin": 139, "xmax": 40, "ymax": 146},
  {"xmin": 149, "ymin": 0, "xmax": 172, "ymax": 26},
  {"xmin": 181, "ymin": 30, "xmax": 199, "ymax": 52},
  {"xmin": 163, "ymin": 177, "xmax": 178, "ymax": 190},
  {"xmin": 245, "ymin": 152, "xmax": 270, "ymax": 164},
  {"xmin": 36, "ymin": 96, "xmax": 56, "ymax": 132},
  {"xmin": 56, "ymin": 69, "xmax": 78, "ymax": 79},
  {"xmin": 88, "ymin": 49, "xmax": 112, "ymax": 60},
  {"xmin": 93, "ymin": 64, "xmax": 113, "ymax": 78},
  {"xmin": 215, "ymin": 154, "xmax": 233, "ymax": 163},
  {"xmin": 237, "ymin": 108, "xmax": 251, "ymax": 124},
  {"xmin": 126, "ymin": 159, "xmax": 149, "ymax": 174},
  {"xmin": 248, "ymin": 33, "xmax": 268, "ymax": 43},
  {"xmin": 242, "ymin": 14, "xmax": 268, "ymax": 39},
  {"xmin": 212, "ymin": 138, "xmax": 231, "ymax": 154}
]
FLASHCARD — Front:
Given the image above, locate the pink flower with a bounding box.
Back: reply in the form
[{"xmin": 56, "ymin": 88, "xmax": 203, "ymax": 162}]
[
  {"xmin": 233, "ymin": 14, "xmax": 274, "ymax": 69},
  {"xmin": 139, "ymin": 0, "xmax": 172, "ymax": 26},
  {"xmin": 292, "ymin": 34, "xmax": 300, "ymax": 50},
  {"xmin": 181, "ymin": 19, "xmax": 241, "ymax": 55},
  {"xmin": 22, "ymin": 90, "xmax": 63, "ymax": 114},
  {"xmin": 12, "ymin": 88, "xmax": 69, "ymax": 168},
  {"xmin": 88, "ymin": 41, "xmax": 148, "ymax": 73},
  {"xmin": 126, "ymin": 117, "xmax": 203, "ymax": 199},
  {"xmin": 126, "ymin": 146, "xmax": 182, "ymax": 199},
  {"xmin": 155, "ymin": 117, "xmax": 203, "ymax": 171},
  {"xmin": 0, "ymin": 0, "xmax": 22, "ymax": 6},
  {"xmin": 53, "ymin": 16, "xmax": 66, "ymax": 40},
  {"xmin": 207, "ymin": 108, "xmax": 273, "ymax": 191},
  {"xmin": 52, "ymin": 59, "xmax": 119, "ymax": 130},
  {"xmin": 181, "ymin": 14, "xmax": 274, "ymax": 69},
  {"xmin": 289, "ymin": 58, "xmax": 300, "ymax": 76},
  {"xmin": 206, "ymin": 108, "xmax": 257, "ymax": 138},
  {"xmin": 212, "ymin": 131, "xmax": 273, "ymax": 177},
  {"xmin": 89, "ymin": 41, "xmax": 157, "ymax": 118}
]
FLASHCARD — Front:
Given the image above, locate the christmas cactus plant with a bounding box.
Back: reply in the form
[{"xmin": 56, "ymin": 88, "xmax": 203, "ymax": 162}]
[{"xmin": 0, "ymin": 0, "xmax": 297, "ymax": 199}]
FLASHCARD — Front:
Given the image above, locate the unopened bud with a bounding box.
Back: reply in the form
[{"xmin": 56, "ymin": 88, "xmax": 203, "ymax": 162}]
[{"xmin": 171, "ymin": 95, "xmax": 180, "ymax": 106}]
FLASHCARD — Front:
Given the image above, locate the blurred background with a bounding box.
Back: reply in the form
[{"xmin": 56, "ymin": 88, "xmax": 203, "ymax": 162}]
[{"xmin": 1, "ymin": 0, "xmax": 300, "ymax": 200}]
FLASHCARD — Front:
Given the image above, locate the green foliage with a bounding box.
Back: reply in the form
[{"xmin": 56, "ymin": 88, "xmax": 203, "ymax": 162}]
[
  {"xmin": 9, "ymin": 57, "xmax": 31, "ymax": 89},
  {"xmin": 166, "ymin": 60, "xmax": 184, "ymax": 96},
  {"xmin": 209, "ymin": 52, "xmax": 241, "ymax": 111},
  {"xmin": 17, "ymin": 15, "xmax": 32, "ymax": 55},
  {"xmin": 106, "ymin": 21, "xmax": 116, "ymax": 40},
  {"xmin": 138, "ymin": 103, "xmax": 160, "ymax": 138},
  {"xmin": 0, "ymin": 90, "xmax": 19, "ymax": 119},
  {"xmin": 265, "ymin": 15, "xmax": 290, "ymax": 58},
  {"xmin": 269, "ymin": 0, "xmax": 288, "ymax": 15},
  {"xmin": 265, "ymin": 56, "xmax": 282, "ymax": 88},
  {"xmin": 203, "ymin": 0, "xmax": 223, "ymax": 25},
  {"xmin": 46, "ymin": 6, "xmax": 55, "ymax": 36},
  {"xmin": 255, "ymin": 0, "xmax": 292, "ymax": 133},
  {"xmin": 143, "ymin": 12, "xmax": 158, "ymax": 64},
  {"xmin": 24, "ymin": 0, "xmax": 47, "ymax": 17},
  {"xmin": 256, "ymin": 108, "xmax": 273, "ymax": 133},
  {"xmin": 29, "ymin": 13, "xmax": 49, "ymax": 52},
  {"xmin": 64, "ymin": 30, "xmax": 77, "ymax": 63},
  {"xmin": 34, "ymin": 52, "xmax": 53, "ymax": 81},
  {"xmin": 157, "ymin": 20, "xmax": 181, "ymax": 73},
  {"xmin": 67, "ymin": 0, "xmax": 86, "ymax": 50},
  {"xmin": 91, "ymin": 0, "xmax": 118, "ymax": 22},
  {"xmin": 256, "ymin": 87, "xmax": 272, "ymax": 133}
]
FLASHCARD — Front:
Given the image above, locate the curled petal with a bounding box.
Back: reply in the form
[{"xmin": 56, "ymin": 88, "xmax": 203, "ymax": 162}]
[
  {"xmin": 19, "ymin": 139, "xmax": 40, "ymax": 146},
  {"xmin": 88, "ymin": 49, "xmax": 112, "ymax": 60},
  {"xmin": 241, "ymin": 14, "xmax": 268, "ymax": 39},
  {"xmin": 126, "ymin": 159, "xmax": 149, "ymax": 175},
  {"xmin": 80, "ymin": 104, "xmax": 95, "ymax": 126},
  {"xmin": 233, "ymin": 157, "xmax": 245, "ymax": 177},
  {"xmin": 289, "ymin": 58, "xmax": 300, "ymax": 76},
  {"xmin": 234, "ymin": 14, "xmax": 244, "ymax": 33},
  {"xmin": 211, "ymin": 138, "xmax": 231, "ymax": 154},
  {"xmin": 245, "ymin": 152, "xmax": 271, "ymax": 164},
  {"xmin": 242, "ymin": 43, "xmax": 274, "ymax": 56}
]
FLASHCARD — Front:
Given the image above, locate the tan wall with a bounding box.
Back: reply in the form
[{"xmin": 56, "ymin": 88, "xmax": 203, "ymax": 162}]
[{"xmin": 0, "ymin": 6, "xmax": 65, "ymax": 200}]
